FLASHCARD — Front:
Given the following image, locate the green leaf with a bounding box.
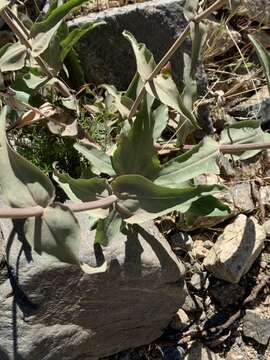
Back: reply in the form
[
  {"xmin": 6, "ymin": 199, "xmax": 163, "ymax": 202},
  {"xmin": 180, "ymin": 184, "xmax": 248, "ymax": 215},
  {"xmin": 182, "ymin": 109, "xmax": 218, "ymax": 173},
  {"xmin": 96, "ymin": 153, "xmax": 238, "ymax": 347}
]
[
  {"xmin": 112, "ymin": 174, "xmax": 225, "ymax": 224},
  {"xmin": 126, "ymin": 72, "xmax": 143, "ymax": 100},
  {"xmin": 102, "ymin": 84, "xmax": 133, "ymax": 118},
  {"xmin": 0, "ymin": 107, "xmax": 55, "ymax": 208},
  {"xmin": 0, "ymin": 42, "xmax": 27, "ymax": 72},
  {"xmin": 152, "ymin": 104, "xmax": 169, "ymax": 141},
  {"xmin": 60, "ymin": 20, "xmax": 105, "ymax": 61},
  {"xmin": 220, "ymin": 120, "xmax": 268, "ymax": 160},
  {"xmin": 95, "ymin": 209, "xmax": 122, "ymax": 246},
  {"xmin": 30, "ymin": 0, "xmax": 91, "ymax": 56},
  {"xmin": 145, "ymin": 73, "xmax": 198, "ymax": 128},
  {"xmin": 184, "ymin": 0, "xmax": 200, "ymax": 21},
  {"xmin": 123, "ymin": 30, "xmax": 156, "ymax": 81},
  {"xmin": 112, "ymin": 97, "xmax": 160, "ymax": 179},
  {"xmin": 31, "ymin": 0, "xmax": 90, "ymax": 37},
  {"xmin": 74, "ymin": 142, "xmax": 116, "ymax": 176},
  {"xmin": 249, "ymin": 35, "xmax": 270, "ymax": 94},
  {"xmin": 53, "ymin": 168, "xmax": 109, "ymax": 218},
  {"xmin": 184, "ymin": 195, "xmax": 230, "ymax": 225},
  {"xmin": 0, "ymin": 0, "xmax": 10, "ymax": 11},
  {"xmin": 24, "ymin": 203, "xmax": 107, "ymax": 273},
  {"xmin": 64, "ymin": 48, "xmax": 85, "ymax": 89},
  {"xmin": 31, "ymin": 22, "xmax": 62, "ymax": 57},
  {"xmin": 25, "ymin": 203, "xmax": 81, "ymax": 265},
  {"xmin": 155, "ymin": 137, "xmax": 220, "ymax": 187}
]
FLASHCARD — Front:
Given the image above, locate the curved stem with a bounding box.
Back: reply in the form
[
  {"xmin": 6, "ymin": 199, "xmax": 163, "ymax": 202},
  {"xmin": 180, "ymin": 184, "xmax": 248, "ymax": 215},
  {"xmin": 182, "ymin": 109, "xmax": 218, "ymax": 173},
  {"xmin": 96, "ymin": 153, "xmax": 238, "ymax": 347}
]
[{"xmin": 0, "ymin": 195, "xmax": 118, "ymax": 219}]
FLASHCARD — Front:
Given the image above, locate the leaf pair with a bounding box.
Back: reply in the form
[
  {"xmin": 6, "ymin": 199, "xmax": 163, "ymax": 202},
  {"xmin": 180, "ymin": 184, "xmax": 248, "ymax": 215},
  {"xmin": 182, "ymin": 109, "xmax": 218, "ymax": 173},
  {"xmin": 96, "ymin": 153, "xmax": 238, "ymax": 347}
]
[{"xmin": 0, "ymin": 107, "xmax": 107, "ymax": 273}]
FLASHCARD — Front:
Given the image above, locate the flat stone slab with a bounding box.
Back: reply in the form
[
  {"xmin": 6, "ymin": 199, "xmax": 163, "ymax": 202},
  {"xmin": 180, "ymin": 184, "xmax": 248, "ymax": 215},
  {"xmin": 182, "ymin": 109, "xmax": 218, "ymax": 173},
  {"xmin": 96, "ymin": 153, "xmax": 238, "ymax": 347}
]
[
  {"xmin": 0, "ymin": 202, "xmax": 186, "ymax": 360},
  {"xmin": 69, "ymin": 0, "xmax": 189, "ymax": 90}
]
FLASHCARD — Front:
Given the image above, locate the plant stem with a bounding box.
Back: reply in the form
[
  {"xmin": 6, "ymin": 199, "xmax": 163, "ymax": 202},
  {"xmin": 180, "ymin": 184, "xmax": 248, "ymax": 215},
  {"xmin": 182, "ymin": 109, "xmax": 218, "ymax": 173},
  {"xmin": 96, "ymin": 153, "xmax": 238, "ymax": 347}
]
[
  {"xmin": 128, "ymin": 0, "xmax": 227, "ymax": 119},
  {"xmin": 156, "ymin": 142, "xmax": 270, "ymax": 153},
  {"xmin": 0, "ymin": 195, "xmax": 118, "ymax": 219},
  {"xmin": 0, "ymin": 7, "xmax": 71, "ymax": 97}
]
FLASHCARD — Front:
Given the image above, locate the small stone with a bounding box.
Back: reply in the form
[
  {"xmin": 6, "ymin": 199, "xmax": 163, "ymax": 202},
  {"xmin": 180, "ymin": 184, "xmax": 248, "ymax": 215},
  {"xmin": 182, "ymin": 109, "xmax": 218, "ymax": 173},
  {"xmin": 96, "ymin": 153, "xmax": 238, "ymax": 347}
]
[
  {"xmin": 193, "ymin": 240, "xmax": 209, "ymax": 260},
  {"xmin": 184, "ymin": 342, "xmax": 222, "ymax": 359},
  {"xmin": 170, "ymin": 309, "xmax": 190, "ymax": 331},
  {"xmin": 204, "ymin": 215, "xmax": 265, "ymax": 283},
  {"xmin": 203, "ymin": 240, "xmax": 214, "ymax": 250},
  {"xmin": 170, "ymin": 232, "xmax": 193, "ymax": 251},
  {"xmin": 263, "ymin": 219, "xmax": 270, "ymax": 237},
  {"xmin": 190, "ymin": 272, "xmax": 207, "ymax": 291},
  {"xmin": 182, "ymin": 293, "xmax": 203, "ymax": 313},
  {"xmin": 243, "ymin": 309, "xmax": 270, "ymax": 345},
  {"xmin": 260, "ymin": 261, "xmax": 267, "ymax": 269}
]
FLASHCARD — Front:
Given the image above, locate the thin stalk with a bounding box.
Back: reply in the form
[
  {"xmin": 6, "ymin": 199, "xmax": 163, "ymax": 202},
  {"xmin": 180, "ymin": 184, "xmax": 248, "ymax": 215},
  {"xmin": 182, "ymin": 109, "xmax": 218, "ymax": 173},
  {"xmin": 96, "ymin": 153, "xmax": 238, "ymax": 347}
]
[
  {"xmin": 0, "ymin": 195, "xmax": 118, "ymax": 219},
  {"xmin": 128, "ymin": 0, "xmax": 227, "ymax": 119},
  {"xmin": 155, "ymin": 142, "xmax": 270, "ymax": 153},
  {"xmin": 0, "ymin": 8, "xmax": 71, "ymax": 97}
]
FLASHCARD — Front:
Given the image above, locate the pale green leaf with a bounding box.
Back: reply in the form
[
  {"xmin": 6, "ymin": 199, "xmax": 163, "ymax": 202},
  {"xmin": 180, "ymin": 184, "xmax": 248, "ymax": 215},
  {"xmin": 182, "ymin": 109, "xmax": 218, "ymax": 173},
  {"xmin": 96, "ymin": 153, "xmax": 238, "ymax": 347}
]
[
  {"xmin": 0, "ymin": 107, "xmax": 54, "ymax": 208},
  {"xmin": 31, "ymin": 22, "xmax": 61, "ymax": 57},
  {"xmin": 24, "ymin": 203, "xmax": 107, "ymax": 273},
  {"xmin": 102, "ymin": 84, "xmax": 133, "ymax": 118},
  {"xmin": 146, "ymin": 73, "xmax": 198, "ymax": 128},
  {"xmin": 155, "ymin": 137, "xmax": 220, "ymax": 187},
  {"xmin": 152, "ymin": 104, "xmax": 169, "ymax": 141},
  {"xmin": 0, "ymin": 42, "xmax": 27, "ymax": 72},
  {"xmin": 60, "ymin": 20, "xmax": 105, "ymax": 61},
  {"xmin": 74, "ymin": 142, "xmax": 115, "ymax": 176},
  {"xmin": 249, "ymin": 35, "xmax": 270, "ymax": 94},
  {"xmin": 112, "ymin": 174, "xmax": 226, "ymax": 224},
  {"xmin": 184, "ymin": 0, "xmax": 200, "ymax": 21},
  {"xmin": 184, "ymin": 195, "xmax": 230, "ymax": 225},
  {"xmin": 53, "ymin": 168, "xmax": 109, "ymax": 218},
  {"xmin": 31, "ymin": 0, "xmax": 90, "ymax": 37},
  {"xmin": 123, "ymin": 30, "xmax": 156, "ymax": 81},
  {"xmin": 25, "ymin": 203, "xmax": 81, "ymax": 265},
  {"xmin": 220, "ymin": 120, "xmax": 268, "ymax": 160},
  {"xmin": 95, "ymin": 209, "xmax": 122, "ymax": 246},
  {"xmin": 112, "ymin": 97, "xmax": 160, "ymax": 179}
]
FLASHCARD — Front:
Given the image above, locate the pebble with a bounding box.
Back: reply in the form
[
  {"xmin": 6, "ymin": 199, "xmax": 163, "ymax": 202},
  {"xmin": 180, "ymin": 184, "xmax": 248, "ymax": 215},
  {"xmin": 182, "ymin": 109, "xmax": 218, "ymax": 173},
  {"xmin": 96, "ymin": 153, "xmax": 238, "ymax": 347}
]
[
  {"xmin": 190, "ymin": 272, "xmax": 207, "ymax": 291},
  {"xmin": 170, "ymin": 309, "xmax": 190, "ymax": 331}
]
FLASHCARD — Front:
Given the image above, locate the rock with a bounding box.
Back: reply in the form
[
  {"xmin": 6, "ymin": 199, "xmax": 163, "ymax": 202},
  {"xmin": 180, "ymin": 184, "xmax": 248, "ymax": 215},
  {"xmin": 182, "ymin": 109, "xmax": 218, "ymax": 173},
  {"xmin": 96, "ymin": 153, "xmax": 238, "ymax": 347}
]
[
  {"xmin": 263, "ymin": 218, "xmax": 270, "ymax": 237},
  {"xmin": 170, "ymin": 309, "xmax": 190, "ymax": 331},
  {"xmin": 170, "ymin": 232, "xmax": 193, "ymax": 252},
  {"xmin": 68, "ymin": 0, "xmax": 190, "ymax": 90},
  {"xmin": 184, "ymin": 342, "xmax": 222, "ymax": 359},
  {"xmin": 203, "ymin": 215, "xmax": 265, "ymax": 283},
  {"xmin": 161, "ymin": 346, "xmax": 186, "ymax": 360},
  {"xmin": 189, "ymin": 272, "xmax": 207, "ymax": 291},
  {"xmin": 0, "ymin": 207, "xmax": 186, "ymax": 359},
  {"xmin": 242, "ymin": 0, "xmax": 270, "ymax": 26},
  {"xmin": 208, "ymin": 282, "xmax": 246, "ymax": 307},
  {"xmin": 193, "ymin": 240, "xmax": 209, "ymax": 260},
  {"xmin": 182, "ymin": 293, "xmax": 203, "ymax": 314},
  {"xmin": 243, "ymin": 309, "xmax": 270, "ymax": 345}
]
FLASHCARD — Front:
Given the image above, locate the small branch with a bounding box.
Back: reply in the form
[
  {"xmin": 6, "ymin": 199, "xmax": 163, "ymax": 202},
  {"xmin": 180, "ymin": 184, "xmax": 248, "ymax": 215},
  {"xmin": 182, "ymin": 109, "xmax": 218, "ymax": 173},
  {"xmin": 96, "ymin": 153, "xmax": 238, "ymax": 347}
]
[
  {"xmin": 155, "ymin": 142, "xmax": 270, "ymax": 154},
  {"xmin": 0, "ymin": 7, "xmax": 71, "ymax": 97},
  {"xmin": 128, "ymin": 0, "xmax": 227, "ymax": 119},
  {"xmin": 0, "ymin": 195, "xmax": 118, "ymax": 219}
]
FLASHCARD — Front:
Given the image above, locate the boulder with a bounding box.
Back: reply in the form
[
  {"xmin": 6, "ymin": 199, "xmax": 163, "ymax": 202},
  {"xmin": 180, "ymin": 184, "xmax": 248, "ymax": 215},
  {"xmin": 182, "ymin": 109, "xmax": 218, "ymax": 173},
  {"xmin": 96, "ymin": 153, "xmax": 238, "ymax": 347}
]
[
  {"xmin": 203, "ymin": 214, "xmax": 265, "ymax": 283},
  {"xmin": 68, "ymin": 0, "xmax": 189, "ymax": 90},
  {"xmin": 0, "ymin": 207, "xmax": 186, "ymax": 360}
]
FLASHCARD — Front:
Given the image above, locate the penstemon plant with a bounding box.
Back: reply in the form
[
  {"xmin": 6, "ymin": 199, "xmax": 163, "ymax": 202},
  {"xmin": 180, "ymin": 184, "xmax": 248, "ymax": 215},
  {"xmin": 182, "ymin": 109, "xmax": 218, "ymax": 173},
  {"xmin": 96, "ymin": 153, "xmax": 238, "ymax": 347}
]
[{"xmin": 0, "ymin": 0, "xmax": 269, "ymax": 274}]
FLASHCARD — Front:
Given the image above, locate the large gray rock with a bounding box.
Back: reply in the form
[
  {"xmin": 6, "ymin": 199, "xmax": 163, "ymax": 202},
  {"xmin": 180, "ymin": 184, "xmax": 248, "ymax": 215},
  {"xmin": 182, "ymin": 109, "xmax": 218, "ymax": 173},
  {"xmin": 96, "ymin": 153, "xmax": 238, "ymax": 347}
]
[
  {"xmin": 203, "ymin": 214, "xmax": 265, "ymax": 283},
  {"xmin": 243, "ymin": 309, "xmax": 270, "ymax": 345},
  {"xmin": 69, "ymin": 0, "xmax": 189, "ymax": 90},
  {"xmin": 0, "ymin": 210, "xmax": 186, "ymax": 360}
]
